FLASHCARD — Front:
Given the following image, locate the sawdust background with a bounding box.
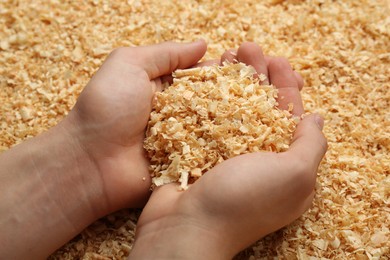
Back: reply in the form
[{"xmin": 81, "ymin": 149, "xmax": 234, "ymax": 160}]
[{"xmin": 0, "ymin": 0, "xmax": 389, "ymax": 259}]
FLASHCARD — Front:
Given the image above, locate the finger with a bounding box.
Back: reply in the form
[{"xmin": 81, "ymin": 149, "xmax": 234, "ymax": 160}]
[
  {"xmin": 193, "ymin": 59, "xmax": 220, "ymax": 68},
  {"xmin": 268, "ymin": 57, "xmax": 304, "ymax": 115},
  {"xmin": 294, "ymin": 71, "xmax": 304, "ymax": 90},
  {"xmin": 288, "ymin": 114, "xmax": 328, "ymax": 174},
  {"xmin": 266, "ymin": 56, "xmax": 303, "ymax": 91},
  {"xmin": 236, "ymin": 42, "xmax": 269, "ymax": 84},
  {"xmin": 113, "ymin": 40, "xmax": 207, "ymax": 79},
  {"xmin": 221, "ymin": 49, "xmax": 238, "ymax": 63},
  {"xmin": 264, "ymin": 55, "xmax": 271, "ymax": 67}
]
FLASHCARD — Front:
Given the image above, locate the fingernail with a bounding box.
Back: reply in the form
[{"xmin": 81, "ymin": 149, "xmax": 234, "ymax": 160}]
[{"xmin": 314, "ymin": 114, "xmax": 324, "ymax": 130}]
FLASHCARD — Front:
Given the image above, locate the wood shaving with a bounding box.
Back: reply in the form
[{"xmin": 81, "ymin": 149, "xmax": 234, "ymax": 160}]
[
  {"xmin": 1, "ymin": 0, "xmax": 388, "ymax": 259},
  {"xmin": 144, "ymin": 62, "xmax": 297, "ymax": 189}
]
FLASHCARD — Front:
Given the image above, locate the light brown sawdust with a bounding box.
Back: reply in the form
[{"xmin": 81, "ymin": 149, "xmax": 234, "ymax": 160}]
[
  {"xmin": 144, "ymin": 62, "xmax": 297, "ymax": 189},
  {"xmin": 0, "ymin": 0, "xmax": 388, "ymax": 259}
]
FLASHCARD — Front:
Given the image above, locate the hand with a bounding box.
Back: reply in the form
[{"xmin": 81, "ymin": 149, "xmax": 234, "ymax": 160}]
[
  {"xmin": 0, "ymin": 41, "xmax": 209, "ymax": 259},
  {"xmin": 129, "ymin": 43, "xmax": 328, "ymax": 259},
  {"xmin": 64, "ymin": 40, "xmax": 208, "ymax": 210}
]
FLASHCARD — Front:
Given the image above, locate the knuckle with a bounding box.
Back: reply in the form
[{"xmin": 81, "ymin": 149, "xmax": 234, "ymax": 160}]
[
  {"xmin": 108, "ymin": 47, "xmax": 145, "ymax": 67},
  {"xmin": 109, "ymin": 46, "xmax": 130, "ymax": 57}
]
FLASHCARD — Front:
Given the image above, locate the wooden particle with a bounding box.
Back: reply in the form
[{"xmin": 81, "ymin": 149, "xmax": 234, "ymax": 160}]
[
  {"xmin": 287, "ymin": 103, "xmax": 294, "ymax": 112},
  {"xmin": 258, "ymin": 73, "xmax": 267, "ymax": 82},
  {"xmin": 19, "ymin": 107, "xmax": 33, "ymax": 121},
  {"xmin": 190, "ymin": 168, "xmax": 202, "ymax": 178},
  {"xmin": 182, "ymin": 90, "xmax": 194, "ymax": 100},
  {"xmin": 71, "ymin": 46, "xmax": 84, "ymax": 63},
  {"xmin": 0, "ymin": 41, "xmax": 10, "ymax": 50},
  {"xmin": 312, "ymin": 239, "xmax": 328, "ymax": 251},
  {"xmin": 329, "ymin": 237, "xmax": 341, "ymax": 249}
]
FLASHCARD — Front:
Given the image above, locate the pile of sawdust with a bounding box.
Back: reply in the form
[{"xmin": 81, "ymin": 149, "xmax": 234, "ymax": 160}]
[
  {"xmin": 1, "ymin": 0, "xmax": 388, "ymax": 259},
  {"xmin": 145, "ymin": 62, "xmax": 297, "ymax": 189}
]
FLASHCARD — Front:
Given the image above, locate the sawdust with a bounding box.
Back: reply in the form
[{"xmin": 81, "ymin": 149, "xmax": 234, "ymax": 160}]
[
  {"xmin": 1, "ymin": 0, "xmax": 389, "ymax": 259},
  {"xmin": 144, "ymin": 62, "xmax": 297, "ymax": 189}
]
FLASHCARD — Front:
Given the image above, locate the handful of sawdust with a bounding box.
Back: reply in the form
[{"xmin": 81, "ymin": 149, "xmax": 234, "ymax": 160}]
[{"xmin": 144, "ymin": 62, "xmax": 298, "ymax": 190}]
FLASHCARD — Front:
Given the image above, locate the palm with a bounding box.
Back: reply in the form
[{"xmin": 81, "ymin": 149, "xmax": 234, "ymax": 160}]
[
  {"xmin": 70, "ymin": 55, "xmax": 159, "ymax": 207},
  {"xmin": 75, "ymin": 56, "xmax": 154, "ymax": 148},
  {"xmin": 137, "ymin": 152, "xmax": 310, "ymax": 249},
  {"xmin": 66, "ymin": 42, "xmax": 208, "ymax": 209}
]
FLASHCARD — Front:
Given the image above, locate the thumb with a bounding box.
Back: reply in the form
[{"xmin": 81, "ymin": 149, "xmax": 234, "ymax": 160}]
[
  {"xmin": 123, "ymin": 40, "xmax": 207, "ymax": 79},
  {"xmin": 287, "ymin": 114, "xmax": 328, "ymax": 171}
]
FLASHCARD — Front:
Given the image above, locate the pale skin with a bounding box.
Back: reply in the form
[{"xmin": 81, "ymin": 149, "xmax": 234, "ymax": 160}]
[{"xmin": 0, "ymin": 41, "xmax": 327, "ymax": 259}]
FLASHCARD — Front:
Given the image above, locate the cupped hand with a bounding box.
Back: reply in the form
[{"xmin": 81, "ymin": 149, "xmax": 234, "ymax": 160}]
[
  {"xmin": 130, "ymin": 43, "xmax": 328, "ymax": 259},
  {"xmin": 62, "ymin": 41, "xmax": 207, "ymax": 211}
]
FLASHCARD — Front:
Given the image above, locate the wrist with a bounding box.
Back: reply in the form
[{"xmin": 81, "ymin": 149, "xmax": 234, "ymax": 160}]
[
  {"xmin": 0, "ymin": 118, "xmax": 108, "ymax": 258},
  {"xmin": 54, "ymin": 116, "xmax": 111, "ymax": 218},
  {"xmin": 130, "ymin": 213, "xmax": 235, "ymax": 259}
]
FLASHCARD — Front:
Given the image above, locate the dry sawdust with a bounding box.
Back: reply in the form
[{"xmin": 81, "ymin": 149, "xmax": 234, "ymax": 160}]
[
  {"xmin": 145, "ymin": 62, "xmax": 297, "ymax": 189},
  {"xmin": 0, "ymin": 0, "xmax": 389, "ymax": 259}
]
